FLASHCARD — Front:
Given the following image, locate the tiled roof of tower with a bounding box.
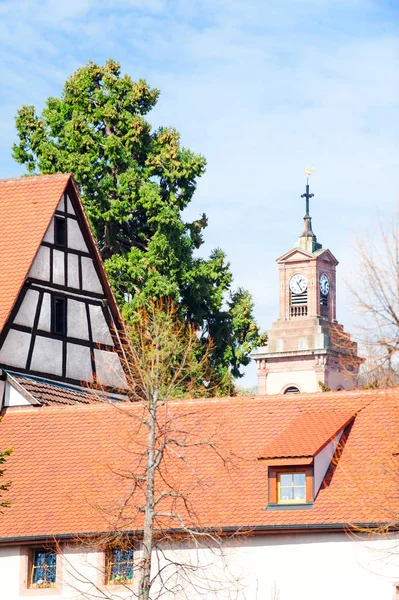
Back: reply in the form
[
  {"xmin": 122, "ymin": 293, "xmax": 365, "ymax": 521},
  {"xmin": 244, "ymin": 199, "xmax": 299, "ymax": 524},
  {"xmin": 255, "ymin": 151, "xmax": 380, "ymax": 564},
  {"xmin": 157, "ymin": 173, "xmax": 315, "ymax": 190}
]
[
  {"xmin": 0, "ymin": 388, "xmax": 397, "ymax": 540},
  {"xmin": 260, "ymin": 409, "xmax": 356, "ymax": 459},
  {"xmin": 0, "ymin": 173, "xmax": 71, "ymax": 332}
]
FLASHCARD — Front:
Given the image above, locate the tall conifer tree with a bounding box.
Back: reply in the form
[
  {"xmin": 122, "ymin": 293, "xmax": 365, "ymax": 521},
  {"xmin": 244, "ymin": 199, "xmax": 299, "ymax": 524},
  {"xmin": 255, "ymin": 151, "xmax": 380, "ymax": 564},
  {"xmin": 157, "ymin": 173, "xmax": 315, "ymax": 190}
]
[{"xmin": 13, "ymin": 59, "xmax": 266, "ymax": 393}]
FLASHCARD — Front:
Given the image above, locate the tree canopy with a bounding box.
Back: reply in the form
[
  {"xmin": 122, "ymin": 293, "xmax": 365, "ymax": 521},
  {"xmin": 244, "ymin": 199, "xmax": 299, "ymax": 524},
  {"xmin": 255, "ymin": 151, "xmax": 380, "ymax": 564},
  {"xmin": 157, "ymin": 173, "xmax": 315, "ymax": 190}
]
[{"xmin": 13, "ymin": 59, "xmax": 266, "ymax": 393}]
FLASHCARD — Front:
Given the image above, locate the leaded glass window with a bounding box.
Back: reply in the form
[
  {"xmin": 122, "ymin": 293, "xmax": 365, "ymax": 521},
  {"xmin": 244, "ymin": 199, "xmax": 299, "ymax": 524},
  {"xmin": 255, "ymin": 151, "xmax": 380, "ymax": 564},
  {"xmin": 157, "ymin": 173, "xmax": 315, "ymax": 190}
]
[
  {"xmin": 30, "ymin": 549, "xmax": 57, "ymax": 588},
  {"xmin": 106, "ymin": 548, "xmax": 134, "ymax": 585}
]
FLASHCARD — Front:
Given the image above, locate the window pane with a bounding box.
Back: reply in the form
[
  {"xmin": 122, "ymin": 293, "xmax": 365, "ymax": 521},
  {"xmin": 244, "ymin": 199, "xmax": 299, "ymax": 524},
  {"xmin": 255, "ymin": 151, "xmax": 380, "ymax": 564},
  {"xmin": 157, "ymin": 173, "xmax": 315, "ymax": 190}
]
[
  {"xmin": 280, "ymin": 486, "xmax": 294, "ymax": 501},
  {"xmin": 294, "ymin": 473, "xmax": 306, "ymax": 486},
  {"xmin": 294, "ymin": 487, "xmax": 306, "ymax": 500},
  {"xmin": 54, "ymin": 217, "xmax": 66, "ymax": 247},
  {"xmin": 32, "ymin": 550, "xmax": 56, "ymax": 586},
  {"xmin": 280, "ymin": 474, "xmax": 292, "ymax": 486},
  {"xmin": 108, "ymin": 547, "xmax": 134, "ymax": 583}
]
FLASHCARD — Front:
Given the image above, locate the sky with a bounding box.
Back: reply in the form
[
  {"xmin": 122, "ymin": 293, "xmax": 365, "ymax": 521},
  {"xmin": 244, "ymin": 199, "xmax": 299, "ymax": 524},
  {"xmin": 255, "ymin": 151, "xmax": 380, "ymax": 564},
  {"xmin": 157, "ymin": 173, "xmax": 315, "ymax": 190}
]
[{"xmin": 0, "ymin": 0, "xmax": 398, "ymax": 387}]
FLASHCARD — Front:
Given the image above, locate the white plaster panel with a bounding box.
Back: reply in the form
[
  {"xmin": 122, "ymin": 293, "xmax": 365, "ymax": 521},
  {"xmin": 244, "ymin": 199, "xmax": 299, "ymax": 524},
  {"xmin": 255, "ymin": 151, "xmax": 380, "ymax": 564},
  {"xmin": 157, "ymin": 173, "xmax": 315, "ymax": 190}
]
[
  {"xmin": 66, "ymin": 343, "xmax": 93, "ymax": 383},
  {"xmin": 94, "ymin": 349, "xmax": 127, "ymax": 388},
  {"xmin": 57, "ymin": 194, "xmax": 65, "ymax": 211},
  {"xmin": 5, "ymin": 382, "xmax": 31, "ymax": 406},
  {"xmin": 43, "ymin": 217, "xmax": 54, "ymax": 243},
  {"xmin": 89, "ymin": 304, "xmax": 113, "ymax": 346},
  {"xmin": 67, "ymin": 299, "xmax": 89, "ymax": 340},
  {"xmin": 68, "ymin": 253, "xmax": 80, "ymax": 289},
  {"xmin": 29, "ymin": 245, "xmax": 50, "ymax": 281},
  {"xmin": 66, "ymin": 193, "xmax": 75, "ymax": 215},
  {"xmin": 14, "ymin": 289, "xmax": 39, "ymax": 328},
  {"xmin": 53, "ymin": 249, "xmax": 65, "ymax": 286},
  {"xmin": 266, "ymin": 369, "xmax": 319, "ymax": 395},
  {"xmin": 38, "ymin": 293, "xmax": 51, "ymax": 332},
  {"xmin": 30, "ymin": 336, "xmax": 63, "ymax": 376},
  {"xmin": 68, "ymin": 219, "xmax": 88, "ymax": 252},
  {"xmin": 314, "ymin": 431, "xmax": 343, "ymax": 495},
  {"xmin": 0, "ymin": 329, "xmax": 31, "ymax": 369},
  {"xmin": 81, "ymin": 257, "xmax": 103, "ymax": 294}
]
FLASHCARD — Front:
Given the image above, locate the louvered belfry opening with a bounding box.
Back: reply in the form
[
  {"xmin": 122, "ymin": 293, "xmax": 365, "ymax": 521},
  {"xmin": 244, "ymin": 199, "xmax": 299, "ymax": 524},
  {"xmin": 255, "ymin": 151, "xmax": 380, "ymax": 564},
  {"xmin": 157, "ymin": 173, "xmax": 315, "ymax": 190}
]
[{"xmin": 290, "ymin": 290, "xmax": 308, "ymax": 317}]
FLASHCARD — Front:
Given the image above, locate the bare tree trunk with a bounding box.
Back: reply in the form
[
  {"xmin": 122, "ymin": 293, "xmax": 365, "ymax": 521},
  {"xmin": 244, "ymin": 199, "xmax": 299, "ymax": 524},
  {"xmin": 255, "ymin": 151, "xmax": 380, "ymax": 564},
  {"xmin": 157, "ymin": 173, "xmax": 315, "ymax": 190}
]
[{"xmin": 139, "ymin": 389, "xmax": 158, "ymax": 600}]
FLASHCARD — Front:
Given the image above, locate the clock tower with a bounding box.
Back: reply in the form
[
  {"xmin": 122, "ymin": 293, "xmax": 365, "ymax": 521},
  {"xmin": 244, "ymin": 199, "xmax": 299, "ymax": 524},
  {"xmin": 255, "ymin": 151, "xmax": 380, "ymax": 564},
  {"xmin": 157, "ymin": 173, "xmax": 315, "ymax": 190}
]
[{"xmin": 253, "ymin": 177, "xmax": 360, "ymax": 395}]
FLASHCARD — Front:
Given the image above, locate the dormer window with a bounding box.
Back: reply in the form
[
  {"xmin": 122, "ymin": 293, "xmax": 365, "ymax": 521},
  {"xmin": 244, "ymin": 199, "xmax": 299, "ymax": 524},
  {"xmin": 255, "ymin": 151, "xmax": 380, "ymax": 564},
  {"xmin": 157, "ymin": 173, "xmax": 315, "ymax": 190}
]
[
  {"xmin": 278, "ymin": 472, "xmax": 306, "ymax": 504},
  {"xmin": 260, "ymin": 410, "xmax": 356, "ymax": 510},
  {"xmin": 54, "ymin": 216, "xmax": 66, "ymax": 247},
  {"xmin": 268, "ymin": 465, "xmax": 313, "ymax": 506}
]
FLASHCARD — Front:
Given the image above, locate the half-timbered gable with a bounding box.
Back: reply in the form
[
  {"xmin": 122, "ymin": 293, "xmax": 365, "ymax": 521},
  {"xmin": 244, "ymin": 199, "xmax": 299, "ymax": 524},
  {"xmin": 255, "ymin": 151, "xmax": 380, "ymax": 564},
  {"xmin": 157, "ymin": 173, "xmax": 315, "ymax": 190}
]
[{"xmin": 0, "ymin": 174, "xmax": 128, "ymax": 390}]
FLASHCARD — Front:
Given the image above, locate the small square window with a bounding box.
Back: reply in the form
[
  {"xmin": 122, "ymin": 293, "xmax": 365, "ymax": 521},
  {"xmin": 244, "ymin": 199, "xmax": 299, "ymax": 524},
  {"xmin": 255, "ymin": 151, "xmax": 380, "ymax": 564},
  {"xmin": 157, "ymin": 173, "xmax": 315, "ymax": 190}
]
[
  {"xmin": 29, "ymin": 548, "xmax": 57, "ymax": 588},
  {"xmin": 54, "ymin": 216, "xmax": 66, "ymax": 247},
  {"xmin": 51, "ymin": 296, "xmax": 67, "ymax": 336},
  {"xmin": 106, "ymin": 547, "xmax": 135, "ymax": 585},
  {"xmin": 278, "ymin": 472, "xmax": 306, "ymax": 504}
]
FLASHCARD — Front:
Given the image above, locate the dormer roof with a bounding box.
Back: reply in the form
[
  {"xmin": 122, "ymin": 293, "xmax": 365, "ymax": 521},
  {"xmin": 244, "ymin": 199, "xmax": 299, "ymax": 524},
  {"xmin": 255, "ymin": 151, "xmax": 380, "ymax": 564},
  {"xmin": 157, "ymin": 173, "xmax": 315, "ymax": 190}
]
[{"xmin": 259, "ymin": 409, "xmax": 356, "ymax": 460}]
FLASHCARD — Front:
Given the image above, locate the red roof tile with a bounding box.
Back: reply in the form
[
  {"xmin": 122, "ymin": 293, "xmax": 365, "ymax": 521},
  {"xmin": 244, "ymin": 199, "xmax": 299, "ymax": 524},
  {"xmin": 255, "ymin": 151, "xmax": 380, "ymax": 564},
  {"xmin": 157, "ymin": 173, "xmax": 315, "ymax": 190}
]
[
  {"xmin": 260, "ymin": 409, "xmax": 356, "ymax": 459},
  {"xmin": 0, "ymin": 174, "xmax": 70, "ymax": 332},
  {"xmin": 10, "ymin": 375, "xmax": 111, "ymax": 406},
  {"xmin": 0, "ymin": 388, "xmax": 397, "ymax": 540}
]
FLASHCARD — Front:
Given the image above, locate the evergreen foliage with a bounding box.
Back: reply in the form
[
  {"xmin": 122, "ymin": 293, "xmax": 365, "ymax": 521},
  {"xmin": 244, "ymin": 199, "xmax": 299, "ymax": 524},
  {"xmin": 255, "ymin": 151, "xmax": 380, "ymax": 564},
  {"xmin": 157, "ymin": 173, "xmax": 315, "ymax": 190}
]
[{"xmin": 13, "ymin": 59, "xmax": 266, "ymax": 393}]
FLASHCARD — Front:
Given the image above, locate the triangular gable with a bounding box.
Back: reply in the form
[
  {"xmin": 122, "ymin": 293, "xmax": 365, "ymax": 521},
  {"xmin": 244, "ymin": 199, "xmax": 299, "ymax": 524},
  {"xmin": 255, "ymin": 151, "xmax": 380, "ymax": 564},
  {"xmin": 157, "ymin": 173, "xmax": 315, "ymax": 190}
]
[
  {"xmin": 276, "ymin": 247, "xmax": 315, "ymax": 264},
  {"xmin": 259, "ymin": 409, "xmax": 356, "ymax": 459},
  {"xmin": 313, "ymin": 248, "xmax": 339, "ymax": 266},
  {"xmin": 0, "ymin": 173, "xmax": 128, "ymax": 389},
  {"xmin": 0, "ymin": 173, "xmax": 123, "ymax": 337},
  {"xmin": 0, "ymin": 174, "xmax": 70, "ymax": 332}
]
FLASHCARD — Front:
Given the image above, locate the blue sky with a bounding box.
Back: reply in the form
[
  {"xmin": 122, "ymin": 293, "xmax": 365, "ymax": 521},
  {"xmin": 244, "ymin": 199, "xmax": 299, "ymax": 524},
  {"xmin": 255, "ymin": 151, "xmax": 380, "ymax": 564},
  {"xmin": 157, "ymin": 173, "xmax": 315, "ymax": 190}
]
[{"xmin": 0, "ymin": 0, "xmax": 398, "ymax": 386}]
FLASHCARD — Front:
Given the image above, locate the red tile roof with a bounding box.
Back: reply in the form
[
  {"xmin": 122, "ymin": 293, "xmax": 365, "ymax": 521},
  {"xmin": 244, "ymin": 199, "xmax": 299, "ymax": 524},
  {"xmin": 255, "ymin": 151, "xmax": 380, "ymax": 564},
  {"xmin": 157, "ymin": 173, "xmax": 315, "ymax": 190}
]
[
  {"xmin": 260, "ymin": 410, "xmax": 356, "ymax": 459},
  {"xmin": 0, "ymin": 388, "xmax": 397, "ymax": 540},
  {"xmin": 0, "ymin": 174, "xmax": 70, "ymax": 332},
  {"xmin": 10, "ymin": 375, "xmax": 111, "ymax": 406}
]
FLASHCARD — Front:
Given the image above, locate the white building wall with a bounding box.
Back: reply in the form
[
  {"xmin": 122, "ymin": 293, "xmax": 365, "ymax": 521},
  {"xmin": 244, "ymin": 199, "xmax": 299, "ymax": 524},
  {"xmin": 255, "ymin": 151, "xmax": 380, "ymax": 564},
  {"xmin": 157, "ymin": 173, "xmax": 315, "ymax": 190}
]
[
  {"xmin": 266, "ymin": 369, "xmax": 320, "ymax": 394},
  {"xmin": 314, "ymin": 432, "xmax": 343, "ymax": 494},
  {"xmin": 1, "ymin": 533, "xmax": 399, "ymax": 599}
]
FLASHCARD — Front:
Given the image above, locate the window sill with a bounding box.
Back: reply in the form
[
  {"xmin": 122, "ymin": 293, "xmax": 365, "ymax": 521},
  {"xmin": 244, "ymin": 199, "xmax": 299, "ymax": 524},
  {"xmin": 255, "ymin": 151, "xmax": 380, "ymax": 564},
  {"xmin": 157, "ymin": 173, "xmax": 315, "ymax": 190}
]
[{"xmin": 266, "ymin": 502, "xmax": 314, "ymax": 511}]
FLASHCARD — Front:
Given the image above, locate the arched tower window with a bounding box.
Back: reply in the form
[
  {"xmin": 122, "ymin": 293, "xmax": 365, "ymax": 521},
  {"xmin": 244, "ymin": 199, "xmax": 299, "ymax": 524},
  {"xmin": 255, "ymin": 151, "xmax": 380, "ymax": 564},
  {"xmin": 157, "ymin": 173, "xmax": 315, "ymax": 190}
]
[{"xmin": 284, "ymin": 386, "xmax": 300, "ymax": 394}]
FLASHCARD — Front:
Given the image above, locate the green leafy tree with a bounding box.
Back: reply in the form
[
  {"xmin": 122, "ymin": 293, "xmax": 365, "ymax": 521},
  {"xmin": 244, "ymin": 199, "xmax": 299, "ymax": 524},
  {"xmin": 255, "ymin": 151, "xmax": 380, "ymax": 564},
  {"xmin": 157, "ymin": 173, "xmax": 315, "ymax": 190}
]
[{"xmin": 13, "ymin": 59, "xmax": 266, "ymax": 393}]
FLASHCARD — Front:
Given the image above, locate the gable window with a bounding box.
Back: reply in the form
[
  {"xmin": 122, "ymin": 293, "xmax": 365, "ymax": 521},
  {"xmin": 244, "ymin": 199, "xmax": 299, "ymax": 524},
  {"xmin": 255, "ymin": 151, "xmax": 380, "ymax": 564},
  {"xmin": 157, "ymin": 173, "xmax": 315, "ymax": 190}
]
[
  {"xmin": 106, "ymin": 547, "xmax": 134, "ymax": 585},
  {"xmin": 278, "ymin": 472, "xmax": 306, "ymax": 503},
  {"xmin": 51, "ymin": 296, "xmax": 67, "ymax": 335},
  {"xmin": 54, "ymin": 216, "xmax": 66, "ymax": 247},
  {"xmin": 29, "ymin": 548, "xmax": 57, "ymax": 588},
  {"xmin": 284, "ymin": 386, "xmax": 300, "ymax": 394}
]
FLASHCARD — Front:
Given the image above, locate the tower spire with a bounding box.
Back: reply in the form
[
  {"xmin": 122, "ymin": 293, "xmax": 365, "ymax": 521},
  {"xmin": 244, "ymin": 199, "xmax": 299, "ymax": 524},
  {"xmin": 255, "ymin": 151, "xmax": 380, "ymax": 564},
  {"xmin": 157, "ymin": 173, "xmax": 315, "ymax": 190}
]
[{"xmin": 295, "ymin": 167, "xmax": 322, "ymax": 252}]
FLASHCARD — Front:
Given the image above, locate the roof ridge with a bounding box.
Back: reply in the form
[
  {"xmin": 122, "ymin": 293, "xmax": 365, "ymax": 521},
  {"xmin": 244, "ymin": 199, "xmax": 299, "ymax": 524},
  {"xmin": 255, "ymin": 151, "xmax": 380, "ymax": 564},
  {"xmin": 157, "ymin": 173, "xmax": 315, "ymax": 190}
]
[{"xmin": 0, "ymin": 173, "xmax": 71, "ymax": 184}]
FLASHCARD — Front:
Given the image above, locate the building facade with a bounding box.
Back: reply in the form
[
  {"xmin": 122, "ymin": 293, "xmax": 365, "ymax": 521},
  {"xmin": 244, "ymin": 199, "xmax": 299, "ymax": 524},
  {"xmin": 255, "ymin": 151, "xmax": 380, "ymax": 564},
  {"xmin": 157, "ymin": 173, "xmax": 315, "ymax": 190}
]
[
  {"xmin": 253, "ymin": 180, "xmax": 360, "ymax": 395},
  {"xmin": 0, "ymin": 174, "xmax": 397, "ymax": 600}
]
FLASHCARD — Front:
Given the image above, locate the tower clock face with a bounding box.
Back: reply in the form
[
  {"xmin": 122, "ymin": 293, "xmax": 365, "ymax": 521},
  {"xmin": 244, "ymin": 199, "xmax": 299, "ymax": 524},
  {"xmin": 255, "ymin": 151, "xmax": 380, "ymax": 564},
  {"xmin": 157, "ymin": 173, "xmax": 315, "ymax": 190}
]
[
  {"xmin": 320, "ymin": 274, "xmax": 329, "ymax": 296},
  {"xmin": 289, "ymin": 274, "xmax": 307, "ymax": 295}
]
